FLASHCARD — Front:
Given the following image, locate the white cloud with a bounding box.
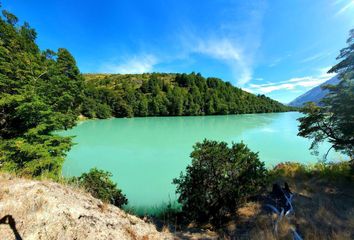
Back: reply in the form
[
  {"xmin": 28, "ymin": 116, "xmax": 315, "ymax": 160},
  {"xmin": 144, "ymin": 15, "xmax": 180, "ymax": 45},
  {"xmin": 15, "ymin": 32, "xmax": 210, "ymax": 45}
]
[
  {"xmin": 241, "ymin": 87, "xmax": 256, "ymax": 93},
  {"xmin": 246, "ymin": 67, "xmax": 336, "ymax": 94},
  {"xmin": 100, "ymin": 55, "xmax": 157, "ymax": 74},
  {"xmin": 335, "ymin": 0, "xmax": 354, "ymax": 16},
  {"xmin": 268, "ymin": 53, "xmax": 293, "ymax": 67},
  {"xmin": 268, "ymin": 58, "xmax": 283, "ymax": 67},
  {"xmin": 333, "ymin": 0, "xmax": 346, "ymax": 5},
  {"xmin": 300, "ymin": 52, "xmax": 327, "ymax": 63},
  {"xmin": 174, "ymin": 1, "xmax": 266, "ymax": 86},
  {"xmin": 98, "ymin": 2, "xmax": 265, "ymax": 84},
  {"xmin": 192, "ymin": 38, "xmax": 252, "ymax": 85}
]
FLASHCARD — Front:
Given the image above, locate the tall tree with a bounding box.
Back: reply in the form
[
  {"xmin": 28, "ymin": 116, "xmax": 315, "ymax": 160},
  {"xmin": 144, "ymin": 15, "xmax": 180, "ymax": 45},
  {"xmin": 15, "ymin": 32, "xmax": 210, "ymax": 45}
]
[
  {"xmin": 0, "ymin": 8, "xmax": 82, "ymax": 178},
  {"xmin": 43, "ymin": 48, "xmax": 85, "ymax": 128},
  {"xmin": 298, "ymin": 29, "xmax": 354, "ymax": 160}
]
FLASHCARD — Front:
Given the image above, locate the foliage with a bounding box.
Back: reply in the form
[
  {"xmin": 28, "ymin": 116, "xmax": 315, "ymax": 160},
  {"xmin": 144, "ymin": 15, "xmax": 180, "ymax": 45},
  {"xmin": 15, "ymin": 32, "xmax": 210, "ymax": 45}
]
[
  {"xmin": 82, "ymin": 72, "xmax": 293, "ymax": 118},
  {"xmin": 298, "ymin": 29, "xmax": 354, "ymax": 161},
  {"xmin": 328, "ymin": 29, "xmax": 354, "ymax": 77},
  {"xmin": 173, "ymin": 140, "xmax": 268, "ymax": 224},
  {"xmin": 271, "ymin": 161, "xmax": 353, "ymax": 181},
  {"xmin": 0, "ymin": 8, "xmax": 83, "ymax": 178},
  {"xmin": 75, "ymin": 168, "xmax": 128, "ymax": 207}
]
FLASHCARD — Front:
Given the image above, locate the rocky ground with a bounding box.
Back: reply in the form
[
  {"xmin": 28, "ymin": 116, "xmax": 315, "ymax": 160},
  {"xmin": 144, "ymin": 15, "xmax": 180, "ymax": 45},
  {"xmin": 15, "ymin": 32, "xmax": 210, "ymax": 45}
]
[{"xmin": 0, "ymin": 173, "xmax": 172, "ymax": 240}]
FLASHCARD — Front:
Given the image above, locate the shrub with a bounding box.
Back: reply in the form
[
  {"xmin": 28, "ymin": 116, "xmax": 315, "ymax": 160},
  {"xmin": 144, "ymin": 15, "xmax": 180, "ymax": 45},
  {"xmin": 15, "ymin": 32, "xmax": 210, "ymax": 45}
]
[
  {"xmin": 271, "ymin": 162, "xmax": 309, "ymax": 179},
  {"xmin": 95, "ymin": 103, "xmax": 112, "ymax": 119},
  {"xmin": 173, "ymin": 139, "xmax": 268, "ymax": 224},
  {"xmin": 271, "ymin": 161, "xmax": 353, "ymax": 181},
  {"xmin": 77, "ymin": 168, "xmax": 128, "ymax": 207}
]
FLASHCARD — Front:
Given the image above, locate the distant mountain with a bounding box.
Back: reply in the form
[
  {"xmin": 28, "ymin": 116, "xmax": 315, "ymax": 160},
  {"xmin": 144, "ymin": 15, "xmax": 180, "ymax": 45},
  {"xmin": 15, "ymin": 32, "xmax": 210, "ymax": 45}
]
[{"xmin": 288, "ymin": 76, "xmax": 340, "ymax": 107}]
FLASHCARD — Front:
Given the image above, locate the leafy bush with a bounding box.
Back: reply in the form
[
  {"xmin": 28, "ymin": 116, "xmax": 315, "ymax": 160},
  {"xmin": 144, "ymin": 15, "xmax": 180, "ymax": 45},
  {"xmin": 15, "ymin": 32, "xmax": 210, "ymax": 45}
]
[
  {"xmin": 173, "ymin": 140, "xmax": 268, "ymax": 224},
  {"xmin": 76, "ymin": 168, "xmax": 128, "ymax": 207}
]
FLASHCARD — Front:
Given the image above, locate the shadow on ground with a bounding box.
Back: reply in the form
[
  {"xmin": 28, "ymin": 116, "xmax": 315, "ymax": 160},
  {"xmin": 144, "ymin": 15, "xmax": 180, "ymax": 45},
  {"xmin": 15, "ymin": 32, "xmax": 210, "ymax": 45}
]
[{"xmin": 0, "ymin": 215, "xmax": 23, "ymax": 240}]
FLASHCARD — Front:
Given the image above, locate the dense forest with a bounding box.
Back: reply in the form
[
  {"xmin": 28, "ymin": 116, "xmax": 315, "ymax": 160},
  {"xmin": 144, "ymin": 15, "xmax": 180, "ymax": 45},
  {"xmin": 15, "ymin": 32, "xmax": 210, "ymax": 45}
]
[
  {"xmin": 0, "ymin": 8, "xmax": 291, "ymax": 178},
  {"xmin": 82, "ymin": 73, "xmax": 292, "ymax": 119}
]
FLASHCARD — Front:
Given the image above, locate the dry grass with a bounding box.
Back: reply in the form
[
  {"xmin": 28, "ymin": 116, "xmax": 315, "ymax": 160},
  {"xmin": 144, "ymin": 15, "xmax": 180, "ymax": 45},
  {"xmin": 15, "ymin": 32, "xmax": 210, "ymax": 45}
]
[
  {"xmin": 185, "ymin": 162, "xmax": 354, "ymax": 239},
  {"xmin": 125, "ymin": 226, "xmax": 138, "ymax": 240},
  {"xmin": 237, "ymin": 202, "xmax": 261, "ymax": 218},
  {"xmin": 97, "ymin": 202, "xmax": 109, "ymax": 213},
  {"xmin": 244, "ymin": 162, "xmax": 354, "ymax": 240}
]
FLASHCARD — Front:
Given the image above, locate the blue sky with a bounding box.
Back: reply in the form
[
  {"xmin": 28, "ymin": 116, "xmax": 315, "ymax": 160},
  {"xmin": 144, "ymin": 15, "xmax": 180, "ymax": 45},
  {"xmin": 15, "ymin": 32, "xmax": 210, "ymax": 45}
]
[{"xmin": 3, "ymin": 0, "xmax": 354, "ymax": 103}]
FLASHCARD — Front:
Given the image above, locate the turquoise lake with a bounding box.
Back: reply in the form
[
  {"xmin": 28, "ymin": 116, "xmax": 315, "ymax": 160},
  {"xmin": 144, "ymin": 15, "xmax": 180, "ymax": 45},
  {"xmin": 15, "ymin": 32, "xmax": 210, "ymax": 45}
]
[{"xmin": 61, "ymin": 112, "xmax": 342, "ymax": 211}]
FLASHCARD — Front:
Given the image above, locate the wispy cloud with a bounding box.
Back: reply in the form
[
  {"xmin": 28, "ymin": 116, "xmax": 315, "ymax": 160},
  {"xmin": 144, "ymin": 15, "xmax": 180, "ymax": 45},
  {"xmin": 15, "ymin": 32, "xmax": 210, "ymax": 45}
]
[
  {"xmin": 245, "ymin": 67, "xmax": 336, "ymax": 94},
  {"xmin": 268, "ymin": 57, "xmax": 283, "ymax": 67},
  {"xmin": 100, "ymin": 55, "xmax": 157, "ymax": 74},
  {"xmin": 174, "ymin": 1, "xmax": 266, "ymax": 86},
  {"xmin": 99, "ymin": 1, "xmax": 266, "ymax": 84},
  {"xmin": 268, "ymin": 53, "xmax": 292, "ymax": 67},
  {"xmin": 333, "ymin": 0, "xmax": 346, "ymax": 5},
  {"xmin": 300, "ymin": 52, "xmax": 328, "ymax": 63},
  {"xmin": 192, "ymin": 38, "xmax": 252, "ymax": 85},
  {"xmin": 335, "ymin": 0, "xmax": 354, "ymax": 16}
]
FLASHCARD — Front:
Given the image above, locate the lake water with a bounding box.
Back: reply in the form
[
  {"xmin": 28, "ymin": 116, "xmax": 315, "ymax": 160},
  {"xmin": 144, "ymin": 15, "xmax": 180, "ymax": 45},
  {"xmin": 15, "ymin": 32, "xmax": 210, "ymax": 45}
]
[{"xmin": 61, "ymin": 112, "xmax": 342, "ymax": 211}]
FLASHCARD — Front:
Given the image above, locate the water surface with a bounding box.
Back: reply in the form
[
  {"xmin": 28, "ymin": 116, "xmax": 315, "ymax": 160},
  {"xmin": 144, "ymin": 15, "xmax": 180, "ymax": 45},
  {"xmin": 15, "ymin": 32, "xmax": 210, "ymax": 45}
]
[{"xmin": 61, "ymin": 112, "xmax": 341, "ymax": 210}]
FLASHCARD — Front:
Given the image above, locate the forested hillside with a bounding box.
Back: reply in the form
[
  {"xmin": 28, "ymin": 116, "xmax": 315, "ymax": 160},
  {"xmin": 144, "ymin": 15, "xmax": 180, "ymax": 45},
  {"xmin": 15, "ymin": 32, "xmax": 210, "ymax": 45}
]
[{"xmin": 82, "ymin": 73, "xmax": 292, "ymax": 118}]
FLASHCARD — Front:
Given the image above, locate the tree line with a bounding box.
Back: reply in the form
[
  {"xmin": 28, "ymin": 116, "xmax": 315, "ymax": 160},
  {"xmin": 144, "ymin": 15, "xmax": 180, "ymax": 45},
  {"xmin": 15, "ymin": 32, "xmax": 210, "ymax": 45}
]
[{"xmin": 81, "ymin": 72, "xmax": 292, "ymax": 119}]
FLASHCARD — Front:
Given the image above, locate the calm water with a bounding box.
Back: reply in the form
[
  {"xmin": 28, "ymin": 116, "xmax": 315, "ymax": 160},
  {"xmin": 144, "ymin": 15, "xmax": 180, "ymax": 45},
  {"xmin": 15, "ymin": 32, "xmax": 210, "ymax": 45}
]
[{"xmin": 61, "ymin": 112, "xmax": 341, "ymax": 210}]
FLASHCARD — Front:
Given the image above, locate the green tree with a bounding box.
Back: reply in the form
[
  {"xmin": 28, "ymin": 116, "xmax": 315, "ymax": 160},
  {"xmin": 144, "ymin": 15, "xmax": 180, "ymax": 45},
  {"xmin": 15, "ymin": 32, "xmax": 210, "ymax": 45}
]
[
  {"xmin": 76, "ymin": 168, "xmax": 128, "ymax": 207},
  {"xmin": 43, "ymin": 48, "xmax": 85, "ymax": 128},
  {"xmin": 136, "ymin": 94, "xmax": 149, "ymax": 116},
  {"xmin": 167, "ymin": 88, "xmax": 184, "ymax": 116},
  {"xmin": 173, "ymin": 140, "xmax": 268, "ymax": 225},
  {"xmin": 95, "ymin": 103, "xmax": 112, "ymax": 119},
  {"xmin": 298, "ymin": 29, "xmax": 354, "ymax": 161},
  {"xmin": 82, "ymin": 72, "xmax": 291, "ymax": 119},
  {"xmin": 328, "ymin": 29, "xmax": 354, "ymax": 78},
  {"xmin": 0, "ymin": 8, "xmax": 82, "ymax": 178}
]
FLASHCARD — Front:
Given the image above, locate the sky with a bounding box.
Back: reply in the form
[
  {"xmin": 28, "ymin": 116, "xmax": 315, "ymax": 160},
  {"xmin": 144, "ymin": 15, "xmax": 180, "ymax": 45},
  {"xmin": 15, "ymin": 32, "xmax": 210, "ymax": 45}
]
[{"xmin": 3, "ymin": 0, "xmax": 354, "ymax": 103}]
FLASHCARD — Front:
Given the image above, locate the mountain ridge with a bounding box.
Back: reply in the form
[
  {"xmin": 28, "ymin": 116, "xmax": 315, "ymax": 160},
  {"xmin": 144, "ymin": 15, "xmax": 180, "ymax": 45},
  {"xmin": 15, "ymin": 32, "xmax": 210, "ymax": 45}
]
[{"xmin": 288, "ymin": 76, "xmax": 340, "ymax": 107}]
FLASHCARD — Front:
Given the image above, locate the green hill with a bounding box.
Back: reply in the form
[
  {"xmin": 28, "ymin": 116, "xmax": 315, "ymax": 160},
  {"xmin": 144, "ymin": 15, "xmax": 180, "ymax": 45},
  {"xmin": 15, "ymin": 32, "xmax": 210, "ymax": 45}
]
[{"xmin": 81, "ymin": 73, "xmax": 292, "ymax": 119}]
